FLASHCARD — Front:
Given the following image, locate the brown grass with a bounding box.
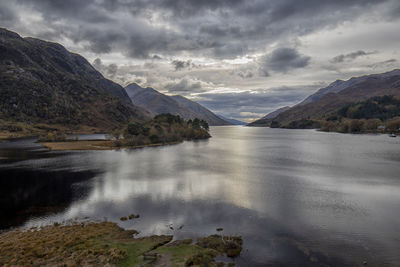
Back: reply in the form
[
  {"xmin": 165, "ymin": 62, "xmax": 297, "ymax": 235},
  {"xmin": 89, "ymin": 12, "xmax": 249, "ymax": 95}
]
[
  {"xmin": 41, "ymin": 140, "xmax": 115, "ymax": 151},
  {"xmin": 0, "ymin": 221, "xmax": 243, "ymax": 267},
  {"xmin": 0, "ymin": 221, "xmax": 137, "ymax": 266},
  {"xmin": 0, "ymin": 119, "xmax": 103, "ymax": 140}
]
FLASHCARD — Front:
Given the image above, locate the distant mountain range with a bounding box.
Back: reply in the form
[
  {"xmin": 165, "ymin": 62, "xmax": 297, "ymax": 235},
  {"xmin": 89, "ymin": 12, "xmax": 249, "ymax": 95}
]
[
  {"xmin": 0, "ymin": 28, "xmax": 150, "ymax": 134},
  {"xmin": 125, "ymin": 83, "xmax": 230, "ymax": 126},
  {"xmin": 249, "ymin": 69, "xmax": 400, "ymax": 127},
  {"xmin": 248, "ymin": 106, "xmax": 290, "ymax": 126},
  {"xmin": 217, "ymin": 115, "xmax": 246, "ymax": 125}
]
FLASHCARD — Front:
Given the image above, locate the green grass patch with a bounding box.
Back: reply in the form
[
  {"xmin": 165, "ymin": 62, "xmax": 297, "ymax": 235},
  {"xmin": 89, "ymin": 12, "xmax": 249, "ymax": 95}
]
[{"xmin": 154, "ymin": 244, "xmax": 211, "ymax": 266}]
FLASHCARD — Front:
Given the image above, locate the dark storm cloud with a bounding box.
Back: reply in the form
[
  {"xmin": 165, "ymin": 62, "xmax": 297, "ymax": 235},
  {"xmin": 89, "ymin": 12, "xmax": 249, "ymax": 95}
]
[
  {"xmin": 330, "ymin": 50, "xmax": 376, "ymax": 63},
  {"xmin": 164, "ymin": 78, "xmax": 205, "ymax": 94},
  {"xmin": 259, "ymin": 47, "xmax": 311, "ymax": 74},
  {"xmin": 4, "ymin": 0, "xmax": 391, "ymax": 59},
  {"xmin": 159, "ymin": 0, "xmax": 244, "ymax": 17},
  {"xmin": 171, "ymin": 60, "xmax": 197, "ymax": 71}
]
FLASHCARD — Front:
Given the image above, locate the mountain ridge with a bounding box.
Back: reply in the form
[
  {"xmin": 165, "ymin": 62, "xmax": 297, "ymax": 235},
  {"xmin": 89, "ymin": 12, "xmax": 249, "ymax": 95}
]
[
  {"xmin": 0, "ymin": 28, "xmax": 150, "ymax": 135},
  {"xmin": 217, "ymin": 115, "xmax": 246, "ymax": 125},
  {"xmin": 299, "ymin": 69, "xmax": 400, "ymax": 106},
  {"xmin": 250, "ymin": 69, "xmax": 400, "ymax": 127},
  {"xmin": 248, "ymin": 106, "xmax": 290, "ymax": 126},
  {"xmin": 125, "ymin": 83, "xmax": 230, "ymax": 126}
]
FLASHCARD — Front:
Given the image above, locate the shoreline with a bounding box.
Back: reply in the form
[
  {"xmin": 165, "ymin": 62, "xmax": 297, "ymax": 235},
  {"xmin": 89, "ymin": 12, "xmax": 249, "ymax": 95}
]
[
  {"xmin": 0, "ymin": 220, "xmax": 242, "ymax": 266},
  {"xmin": 40, "ymin": 140, "xmax": 185, "ymax": 151},
  {"xmin": 246, "ymin": 126, "xmax": 398, "ymax": 135},
  {"xmin": 0, "ymin": 131, "xmax": 103, "ymax": 141}
]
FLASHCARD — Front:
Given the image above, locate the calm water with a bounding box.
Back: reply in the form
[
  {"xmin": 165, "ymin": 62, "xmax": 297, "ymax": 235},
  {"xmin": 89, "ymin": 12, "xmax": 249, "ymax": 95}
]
[{"xmin": 1, "ymin": 126, "xmax": 399, "ymax": 266}]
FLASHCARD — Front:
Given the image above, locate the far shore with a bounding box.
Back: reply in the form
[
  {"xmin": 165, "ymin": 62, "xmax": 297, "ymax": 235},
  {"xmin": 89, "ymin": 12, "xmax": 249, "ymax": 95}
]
[
  {"xmin": 0, "ymin": 130, "xmax": 103, "ymax": 141},
  {"xmin": 40, "ymin": 140, "xmax": 183, "ymax": 151}
]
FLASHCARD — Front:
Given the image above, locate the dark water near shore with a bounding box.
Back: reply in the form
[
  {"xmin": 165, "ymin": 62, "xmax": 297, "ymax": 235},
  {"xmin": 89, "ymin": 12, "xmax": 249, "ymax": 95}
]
[{"xmin": 1, "ymin": 127, "xmax": 399, "ymax": 266}]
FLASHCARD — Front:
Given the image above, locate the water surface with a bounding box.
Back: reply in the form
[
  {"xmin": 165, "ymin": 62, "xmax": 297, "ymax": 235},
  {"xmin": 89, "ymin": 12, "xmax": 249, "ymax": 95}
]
[{"xmin": 1, "ymin": 127, "xmax": 399, "ymax": 266}]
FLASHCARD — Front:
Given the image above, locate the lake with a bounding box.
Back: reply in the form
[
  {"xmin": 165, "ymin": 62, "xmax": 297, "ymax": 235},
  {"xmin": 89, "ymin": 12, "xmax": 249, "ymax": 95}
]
[{"xmin": 1, "ymin": 126, "xmax": 399, "ymax": 266}]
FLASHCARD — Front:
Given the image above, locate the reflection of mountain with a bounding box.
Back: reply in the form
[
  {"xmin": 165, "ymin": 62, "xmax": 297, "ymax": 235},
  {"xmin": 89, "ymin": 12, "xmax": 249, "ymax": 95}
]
[
  {"xmin": 0, "ymin": 168, "xmax": 95, "ymax": 229},
  {"xmin": 125, "ymin": 83, "xmax": 230, "ymax": 125}
]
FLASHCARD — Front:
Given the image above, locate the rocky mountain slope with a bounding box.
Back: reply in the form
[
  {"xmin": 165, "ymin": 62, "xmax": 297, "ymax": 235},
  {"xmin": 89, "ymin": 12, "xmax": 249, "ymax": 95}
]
[
  {"xmin": 125, "ymin": 83, "xmax": 230, "ymax": 125},
  {"xmin": 0, "ymin": 28, "xmax": 150, "ymax": 134}
]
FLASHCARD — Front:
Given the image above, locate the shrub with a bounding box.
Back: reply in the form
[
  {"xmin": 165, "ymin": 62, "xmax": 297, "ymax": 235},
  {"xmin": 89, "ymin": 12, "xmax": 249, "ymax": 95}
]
[
  {"xmin": 349, "ymin": 119, "xmax": 365, "ymax": 133},
  {"xmin": 386, "ymin": 117, "xmax": 400, "ymax": 132},
  {"xmin": 149, "ymin": 134, "xmax": 160, "ymax": 143},
  {"xmin": 270, "ymin": 120, "xmax": 280, "ymax": 128}
]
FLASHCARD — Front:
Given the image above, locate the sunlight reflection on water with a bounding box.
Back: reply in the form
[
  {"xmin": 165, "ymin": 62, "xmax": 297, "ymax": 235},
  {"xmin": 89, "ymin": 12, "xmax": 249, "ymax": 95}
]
[{"xmin": 1, "ymin": 127, "xmax": 399, "ymax": 266}]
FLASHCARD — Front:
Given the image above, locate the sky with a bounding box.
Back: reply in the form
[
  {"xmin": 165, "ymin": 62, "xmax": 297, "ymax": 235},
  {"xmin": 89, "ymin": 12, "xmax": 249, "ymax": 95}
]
[{"xmin": 1, "ymin": 0, "xmax": 400, "ymax": 122}]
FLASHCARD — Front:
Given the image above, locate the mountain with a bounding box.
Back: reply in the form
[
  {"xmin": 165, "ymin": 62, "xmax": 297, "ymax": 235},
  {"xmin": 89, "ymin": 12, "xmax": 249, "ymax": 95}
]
[
  {"xmin": 247, "ymin": 106, "xmax": 290, "ymax": 126},
  {"xmin": 248, "ymin": 106, "xmax": 290, "ymax": 126},
  {"xmin": 0, "ymin": 28, "xmax": 150, "ymax": 134},
  {"xmin": 125, "ymin": 83, "xmax": 195, "ymax": 118},
  {"xmin": 170, "ymin": 95, "xmax": 230, "ymax": 125},
  {"xmin": 250, "ymin": 69, "xmax": 400, "ymax": 128},
  {"xmin": 299, "ymin": 69, "xmax": 400, "ymax": 106},
  {"xmin": 262, "ymin": 106, "xmax": 291, "ymax": 119},
  {"xmin": 217, "ymin": 115, "xmax": 246, "ymax": 125},
  {"xmin": 125, "ymin": 83, "xmax": 230, "ymax": 125}
]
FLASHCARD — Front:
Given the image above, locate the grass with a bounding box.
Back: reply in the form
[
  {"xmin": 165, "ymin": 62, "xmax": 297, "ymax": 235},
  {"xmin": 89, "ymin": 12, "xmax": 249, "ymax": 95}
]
[
  {"xmin": 41, "ymin": 140, "xmax": 115, "ymax": 150},
  {"xmin": 154, "ymin": 242, "xmax": 209, "ymax": 266},
  {"xmin": 0, "ymin": 221, "xmax": 243, "ymax": 267},
  {"xmin": 0, "ymin": 119, "xmax": 102, "ymax": 140},
  {"xmin": 115, "ymin": 236, "xmax": 173, "ymax": 267},
  {"xmin": 0, "ymin": 221, "xmax": 133, "ymax": 266}
]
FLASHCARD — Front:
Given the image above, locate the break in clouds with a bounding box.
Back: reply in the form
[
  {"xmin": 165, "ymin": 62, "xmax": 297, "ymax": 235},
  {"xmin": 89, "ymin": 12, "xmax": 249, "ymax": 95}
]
[{"xmin": 1, "ymin": 0, "xmax": 400, "ymax": 121}]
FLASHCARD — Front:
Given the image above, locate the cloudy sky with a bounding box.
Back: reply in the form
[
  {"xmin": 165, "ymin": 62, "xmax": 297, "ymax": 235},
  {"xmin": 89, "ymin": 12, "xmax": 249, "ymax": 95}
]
[{"xmin": 1, "ymin": 0, "xmax": 400, "ymax": 121}]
